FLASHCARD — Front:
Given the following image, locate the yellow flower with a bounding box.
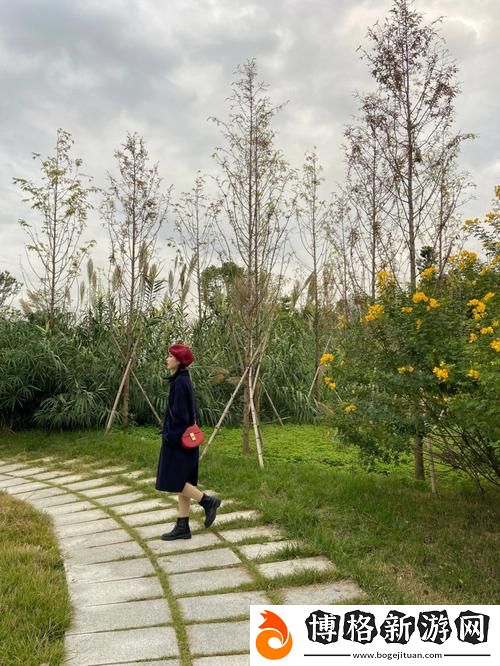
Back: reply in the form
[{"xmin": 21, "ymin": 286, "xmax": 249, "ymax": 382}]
[
  {"xmin": 468, "ymin": 333, "xmax": 477, "ymax": 343},
  {"xmin": 397, "ymin": 366, "xmax": 406, "ymax": 374},
  {"xmin": 420, "ymin": 266, "xmax": 437, "ymax": 279},
  {"xmin": 416, "ymin": 319, "xmax": 423, "ymax": 331},
  {"xmin": 427, "ymin": 298, "xmax": 440, "ymax": 310},
  {"xmin": 480, "ymin": 326, "xmax": 494, "ymax": 335},
  {"xmin": 323, "ymin": 376, "xmax": 332, "ymax": 385},
  {"xmin": 320, "ymin": 353, "xmax": 334, "ymax": 365},
  {"xmin": 401, "ymin": 306, "xmax": 414, "ymax": 313},
  {"xmin": 483, "ymin": 291, "xmax": 495, "ymax": 302},
  {"xmin": 457, "ymin": 249, "xmax": 478, "ymax": 270},
  {"xmin": 491, "ymin": 339, "xmax": 500, "ymax": 352},
  {"xmin": 376, "ymin": 268, "xmax": 395, "ymax": 290},
  {"xmin": 344, "ymin": 403, "xmax": 357, "ymax": 413},
  {"xmin": 412, "ymin": 291, "xmax": 429, "ymax": 304},
  {"xmin": 398, "ymin": 365, "xmax": 414, "ymax": 374},
  {"xmin": 364, "ymin": 304, "xmax": 384, "ymax": 321},
  {"xmin": 328, "ymin": 381, "xmax": 337, "ymax": 390},
  {"xmin": 433, "ymin": 362, "xmax": 449, "ymax": 381},
  {"xmin": 467, "ymin": 368, "xmax": 480, "ymax": 380},
  {"xmin": 467, "ymin": 299, "xmax": 487, "ymax": 319},
  {"xmin": 463, "ymin": 217, "xmax": 479, "ymax": 228},
  {"xmin": 493, "ymin": 320, "xmax": 499, "ymax": 329},
  {"xmin": 338, "ymin": 314, "xmax": 347, "ymax": 328}
]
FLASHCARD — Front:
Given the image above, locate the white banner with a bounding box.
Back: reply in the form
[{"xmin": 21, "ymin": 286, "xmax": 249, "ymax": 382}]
[{"xmin": 250, "ymin": 605, "xmax": 499, "ymax": 665}]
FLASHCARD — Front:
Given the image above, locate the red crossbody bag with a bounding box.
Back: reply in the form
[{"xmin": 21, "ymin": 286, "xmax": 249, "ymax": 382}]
[{"xmin": 169, "ymin": 382, "xmax": 205, "ymax": 449}]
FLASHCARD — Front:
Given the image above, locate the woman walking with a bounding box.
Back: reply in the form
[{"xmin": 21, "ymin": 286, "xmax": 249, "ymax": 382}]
[{"xmin": 156, "ymin": 343, "xmax": 221, "ymax": 540}]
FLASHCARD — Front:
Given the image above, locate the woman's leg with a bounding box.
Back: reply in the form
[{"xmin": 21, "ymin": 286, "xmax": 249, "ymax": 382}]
[
  {"xmin": 181, "ymin": 482, "xmax": 203, "ymax": 502},
  {"xmin": 177, "ymin": 493, "xmax": 191, "ymax": 517}
]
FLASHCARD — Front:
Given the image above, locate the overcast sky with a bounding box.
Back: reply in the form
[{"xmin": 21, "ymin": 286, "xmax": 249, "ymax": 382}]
[{"xmin": 1, "ymin": 0, "xmax": 499, "ymax": 300}]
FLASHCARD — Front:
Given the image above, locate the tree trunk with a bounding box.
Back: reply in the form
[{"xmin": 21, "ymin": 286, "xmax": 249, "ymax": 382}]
[{"xmin": 413, "ymin": 432, "xmax": 425, "ymax": 480}]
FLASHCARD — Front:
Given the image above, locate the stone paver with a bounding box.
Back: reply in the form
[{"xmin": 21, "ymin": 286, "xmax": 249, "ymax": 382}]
[
  {"xmin": 213, "ymin": 510, "xmax": 261, "ymax": 525},
  {"xmin": 49, "ymin": 474, "xmax": 88, "ymax": 485},
  {"xmin": 0, "ymin": 477, "xmax": 39, "ymax": 489},
  {"xmin": 239, "ymin": 541, "xmax": 299, "ymax": 560},
  {"xmin": 187, "ymin": 620, "xmax": 249, "ymax": 657},
  {"xmin": 56, "ymin": 517, "xmax": 118, "ymax": 537},
  {"xmin": 81, "ymin": 484, "xmax": 130, "ymax": 498},
  {"xmin": 65, "ymin": 625, "xmax": 178, "ymax": 665},
  {"xmin": 64, "ymin": 478, "xmax": 111, "ymax": 491},
  {"xmin": 69, "ymin": 576, "xmax": 163, "ymax": 606},
  {"xmin": 120, "ymin": 470, "xmax": 144, "ymax": 479},
  {"xmin": 52, "ymin": 508, "xmax": 110, "ymax": 525},
  {"xmin": 43, "ymin": 500, "xmax": 95, "ymax": 516},
  {"xmin": 67, "ymin": 598, "xmax": 172, "ymax": 634},
  {"xmin": 193, "ymin": 656, "xmax": 249, "ymax": 666},
  {"xmin": 60, "ymin": 528, "xmax": 133, "ymax": 551},
  {"xmin": 65, "ymin": 557, "xmax": 154, "ymax": 584},
  {"xmin": 278, "ymin": 579, "xmax": 365, "ymax": 604},
  {"xmin": 31, "ymin": 493, "xmax": 80, "ymax": 508},
  {"xmin": 179, "ymin": 590, "xmax": 270, "ymax": 622},
  {"xmin": 8, "ymin": 481, "xmax": 49, "ymax": 495},
  {"xmin": 148, "ymin": 532, "xmax": 223, "ymax": 554},
  {"xmin": 158, "ymin": 547, "xmax": 242, "ymax": 574},
  {"xmin": 7, "ymin": 466, "xmax": 47, "ymax": 476},
  {"xmin": 169, "ymin": 566, "xmax": 252, "ymax": 596},
  {"xmin": 122, "ymin": 508, "xmax": 176, "ymax": 527},
  {"xmin": 25, "ymin": 486, "xmax": 68, "ymax": 500},
  {"xmin": 63, "ymin": 539, "xmax": 144, "ymax": 565},
  {"xmin": 112, "ymin": 498, "xmax": 167, "ymax": 515},
  {"xmin": 219, "ymin": 525, "xmax": 283, "ymax": 543},
  {"xmin": 257, "ymin": 556, "xmax": 335, "ymax": 579},
  {"xmin": 97, "ymin": 491, "xmax": 144, "ymax": 506},
  {"xmin": 31, "ymin": 470, "xmax": 75, "ymax": 481}
]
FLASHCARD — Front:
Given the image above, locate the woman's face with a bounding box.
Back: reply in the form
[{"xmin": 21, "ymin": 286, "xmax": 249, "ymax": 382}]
[{"xmin": 166, "ymin": 353, "xmax": 180, "ymax": 372}]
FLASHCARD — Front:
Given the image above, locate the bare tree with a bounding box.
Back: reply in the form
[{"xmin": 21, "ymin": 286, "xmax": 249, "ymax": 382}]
[
  {"xmin": 210, "ymin": 58, "xmax": 293, "ymax": 459},
  {"xmin": 101, "ymin": 132, "xmax": 171, "ymax": 428},
  {"xmin": 293, "ymin": 149, "xmax": 332, "ymax": 393},
  {"xmin": 343, "ymin": 95, "xmax": 400, "ymax": 298},
  {"xmin": 358, "ymin": 0, "xmax": 474, "ymax": 479},
  {"xmin": 174, "ymin": 171, "xmax": 217, "ymax": 321},
  {"xmin": 358, "ymin": 0, "xmax": 472, "ymax": 291},
  {"xmin": 14, "ymin": 128, "xmax": 95, "ymax": 329}
]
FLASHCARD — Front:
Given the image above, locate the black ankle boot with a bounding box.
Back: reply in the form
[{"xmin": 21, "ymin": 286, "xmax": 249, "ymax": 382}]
[
  {"xmin": 199, "ymin": 493, "xmax": 222, "ymax": 528},
  {"xmin": 161, "ymin": 517, "xmax": 191, "ymax": 541}
]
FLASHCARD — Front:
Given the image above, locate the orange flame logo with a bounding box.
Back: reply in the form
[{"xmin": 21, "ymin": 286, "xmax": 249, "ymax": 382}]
[{"xmin": 256, "ymin": 610, "xmax": 293, "ymax": 660}]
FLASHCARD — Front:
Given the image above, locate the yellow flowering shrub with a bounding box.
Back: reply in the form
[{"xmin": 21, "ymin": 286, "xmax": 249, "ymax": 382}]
[
  {"xmin": 412, "ymin": 291, "xmax": 428, "ymax": 304},
  {"xmin": 320, "ymin": 353, "xmax": 334, "ymax": 364},
  {"xmin": 364, "ymin": 304, "xmax": 384, "ymax": 321}
]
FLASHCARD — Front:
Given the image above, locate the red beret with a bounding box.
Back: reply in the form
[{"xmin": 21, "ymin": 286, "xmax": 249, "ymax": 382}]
[{"xmin": 169, "ymin": 343, "xmax": 194, "ymax": 367}]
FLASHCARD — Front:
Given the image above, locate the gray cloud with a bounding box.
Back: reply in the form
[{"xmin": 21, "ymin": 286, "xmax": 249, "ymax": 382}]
[{"xmin": 1, "ymin": 0, "xmax": 498, "ymax": 293}]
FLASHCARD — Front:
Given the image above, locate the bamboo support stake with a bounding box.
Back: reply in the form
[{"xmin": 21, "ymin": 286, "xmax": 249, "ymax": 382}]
[
  {"xmin": 110, "ymin": 330, "xmax": 163, "ymax": 427},
  {"xmin": 248, "ymin": 364, "xmax": 265, "ymax": 469},
  {"xmin": 105, "ymin": 355, "xmax": 134, "ymax": 433},
  {"xmin": 200, "ymin": 342, "xmax": 263, "ymax": 460},
  {"xmin": 308, "ymin": 333, "xmax": 333, "ymax": 399},
  {"xmin": 261, "ymin": 382, "xmax": 284, "ymax": 425},
  {"xmin": 426, "ymin": 436, "xmax": 438, "ymax": 495}
]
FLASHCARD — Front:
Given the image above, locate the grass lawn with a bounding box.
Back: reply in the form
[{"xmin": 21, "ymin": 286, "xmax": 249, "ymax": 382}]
[
  {"xmin": 0, "ymin": 423, "xmax": 498, "ymax": 608},
  {"xmin": 0, "ymin": 491, "xmax": 71, "ymax": 665}
]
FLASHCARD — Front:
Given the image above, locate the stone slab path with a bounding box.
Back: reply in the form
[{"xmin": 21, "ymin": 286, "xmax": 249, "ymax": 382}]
[{"xmin": 0, "ymin": 457, "xmax": 365, "ymax": 665}]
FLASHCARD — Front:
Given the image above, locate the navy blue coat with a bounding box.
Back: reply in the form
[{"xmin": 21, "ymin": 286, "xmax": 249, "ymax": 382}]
[{"xmin": 155, "ymin": 368, "xmax": 200, "ymax": 493}]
